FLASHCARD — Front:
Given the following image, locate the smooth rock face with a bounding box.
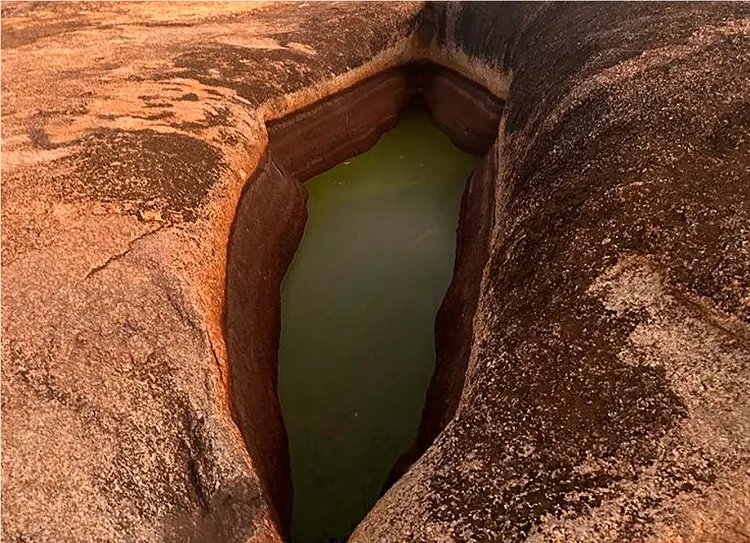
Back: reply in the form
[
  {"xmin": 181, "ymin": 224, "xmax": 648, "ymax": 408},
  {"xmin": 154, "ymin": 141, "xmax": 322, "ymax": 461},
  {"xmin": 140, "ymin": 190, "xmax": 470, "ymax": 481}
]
[
  {"xmin": 225, "ymin": 153, "xmax": 307, "ymax": 534},
  {"xmin": 2, "ymin": 2, "xmax": 749, "ymax": 543}
]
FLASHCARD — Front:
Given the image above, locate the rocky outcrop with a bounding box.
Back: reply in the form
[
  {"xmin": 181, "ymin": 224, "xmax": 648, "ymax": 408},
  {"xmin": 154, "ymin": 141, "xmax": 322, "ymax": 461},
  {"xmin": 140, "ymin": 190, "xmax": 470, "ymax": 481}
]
[
  {"xmin": 352, "ymin": 3, "xmax": 750, "ymax": 543},
  {"xmin": 2, "ymin": 2, "xmax": 749, "ymax": 543},
  {"xmin": 1, "ymin": 3, "xmax": 423, "ymax": 541}
]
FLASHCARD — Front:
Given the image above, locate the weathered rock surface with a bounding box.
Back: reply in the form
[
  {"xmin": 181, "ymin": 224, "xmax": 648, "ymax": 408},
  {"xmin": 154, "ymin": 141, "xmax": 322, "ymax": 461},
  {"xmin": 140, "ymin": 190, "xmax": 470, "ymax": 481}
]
[
  {"xmin": 353, "ymin": 3, "xmax": 750, "ymax": 543},
  {"xmin": 1, "ymin": 3, "xmax": 421, "ymax": 541},
  {"xmin": 2, "ymin": 2, "xmax": 749, "ymax": 543}
]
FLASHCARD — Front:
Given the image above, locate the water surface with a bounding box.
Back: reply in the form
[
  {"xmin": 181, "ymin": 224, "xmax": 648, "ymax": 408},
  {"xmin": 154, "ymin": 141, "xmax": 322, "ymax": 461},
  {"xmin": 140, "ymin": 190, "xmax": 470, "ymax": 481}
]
[{"xmin": 278, "ymin": 110, "xmax": 477, "ymax": 543}]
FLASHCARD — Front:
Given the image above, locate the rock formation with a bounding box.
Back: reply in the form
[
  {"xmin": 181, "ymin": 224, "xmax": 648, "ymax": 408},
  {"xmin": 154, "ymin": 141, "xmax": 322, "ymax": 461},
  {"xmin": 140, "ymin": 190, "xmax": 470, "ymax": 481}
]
[{"xmin": 2, "ymin": 2, "xmax": 748, "ymax": 542}]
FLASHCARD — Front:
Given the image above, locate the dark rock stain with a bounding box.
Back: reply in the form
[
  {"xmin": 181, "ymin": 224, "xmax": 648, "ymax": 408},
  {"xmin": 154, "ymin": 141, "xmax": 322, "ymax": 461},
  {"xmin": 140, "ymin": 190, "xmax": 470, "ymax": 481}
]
[
  {"xmin": 154, "ymin": 4, "xmax": 418, "ymax": 107},
  {"xmin": 143, "ymin": 102, "xmax": 175, "ymax": 109},
  {"xmin": 60, "ymin": 129, "xmax": 225, "ymax": 221},
  {"xmin": 28, "ymin": 126, "xmax": 56, "ymax": 150},
  {"xmin": 166, "ymin": 44, "xmax": 326, "ymax": 106},
  {"xmin": 1, "ymin": 17, "xmax": 89, "ymax": 49}
]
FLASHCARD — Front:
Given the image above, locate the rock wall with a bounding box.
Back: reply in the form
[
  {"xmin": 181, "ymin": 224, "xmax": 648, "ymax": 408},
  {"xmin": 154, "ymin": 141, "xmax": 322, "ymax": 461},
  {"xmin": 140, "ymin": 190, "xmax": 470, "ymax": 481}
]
[{"xmin": 225, "ymin": 153, "xmax": 307, "ymax": 534}]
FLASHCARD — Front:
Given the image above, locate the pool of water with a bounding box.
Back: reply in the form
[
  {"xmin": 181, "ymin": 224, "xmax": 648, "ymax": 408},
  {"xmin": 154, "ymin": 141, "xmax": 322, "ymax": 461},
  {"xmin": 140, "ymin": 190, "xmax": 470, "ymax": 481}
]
[{"xmin": 278, "ymin": 109, "xmax": 477, "ymax": 543}]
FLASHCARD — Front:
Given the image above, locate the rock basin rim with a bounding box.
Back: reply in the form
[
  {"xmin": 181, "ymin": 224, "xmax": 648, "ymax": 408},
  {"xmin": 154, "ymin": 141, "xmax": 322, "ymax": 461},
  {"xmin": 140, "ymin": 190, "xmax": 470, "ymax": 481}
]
[{"xmin": 225, "ymin": 59, "xmax": 504, "ymax": 539}]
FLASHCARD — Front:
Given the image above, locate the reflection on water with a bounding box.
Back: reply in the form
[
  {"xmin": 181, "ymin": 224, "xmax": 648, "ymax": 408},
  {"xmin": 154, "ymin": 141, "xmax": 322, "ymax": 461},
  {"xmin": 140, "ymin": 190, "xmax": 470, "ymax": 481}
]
[{"xmin": 278, "ymin": 110, "xmax": 477, "ymax": 543}]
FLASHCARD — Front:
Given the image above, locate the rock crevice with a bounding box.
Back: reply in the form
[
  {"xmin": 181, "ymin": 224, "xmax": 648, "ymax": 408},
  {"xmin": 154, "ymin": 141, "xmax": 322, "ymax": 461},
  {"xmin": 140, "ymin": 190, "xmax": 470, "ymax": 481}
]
[{"xmin": 225, "ymin": 60, "xmax": 504, "ymax": 535}]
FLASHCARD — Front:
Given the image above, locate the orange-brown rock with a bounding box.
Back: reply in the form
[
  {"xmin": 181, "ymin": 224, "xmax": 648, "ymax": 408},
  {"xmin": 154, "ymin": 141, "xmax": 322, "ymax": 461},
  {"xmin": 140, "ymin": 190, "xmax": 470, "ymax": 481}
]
[
  {"xmin": 2, "ymin": 2, "xmax": 749, "ymax": 543},
  {"xmin": 1, "ymin": 3, "xmax": 423, "ymax": 541}
]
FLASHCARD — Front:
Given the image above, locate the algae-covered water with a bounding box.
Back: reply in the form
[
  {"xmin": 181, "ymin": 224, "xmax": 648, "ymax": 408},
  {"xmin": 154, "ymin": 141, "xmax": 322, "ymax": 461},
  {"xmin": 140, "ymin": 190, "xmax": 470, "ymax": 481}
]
[{"xmin": 278, "ymin": 110, "xmax": 477, "ymax": 543}]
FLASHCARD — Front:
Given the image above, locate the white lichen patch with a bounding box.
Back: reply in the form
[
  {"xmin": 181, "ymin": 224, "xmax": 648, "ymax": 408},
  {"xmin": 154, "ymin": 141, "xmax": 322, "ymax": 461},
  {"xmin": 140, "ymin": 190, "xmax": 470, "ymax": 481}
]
[{"xmin": 521, "ymin": 255, "xmax": 750, "ymax": 541}]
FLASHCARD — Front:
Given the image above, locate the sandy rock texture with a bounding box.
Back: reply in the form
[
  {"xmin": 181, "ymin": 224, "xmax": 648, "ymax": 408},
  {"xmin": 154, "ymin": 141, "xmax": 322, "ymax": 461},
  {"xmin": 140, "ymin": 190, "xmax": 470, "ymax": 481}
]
[{"xmin": 2, "ymin": 2, "xmax": 750, "ymax": 543}]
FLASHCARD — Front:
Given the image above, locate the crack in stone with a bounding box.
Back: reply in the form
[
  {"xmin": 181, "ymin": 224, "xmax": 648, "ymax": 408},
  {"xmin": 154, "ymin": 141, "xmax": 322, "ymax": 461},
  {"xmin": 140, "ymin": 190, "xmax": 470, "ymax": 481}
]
[{"xmin": 83, "ymin": 223, "xmax": 166, "ymax": 280}]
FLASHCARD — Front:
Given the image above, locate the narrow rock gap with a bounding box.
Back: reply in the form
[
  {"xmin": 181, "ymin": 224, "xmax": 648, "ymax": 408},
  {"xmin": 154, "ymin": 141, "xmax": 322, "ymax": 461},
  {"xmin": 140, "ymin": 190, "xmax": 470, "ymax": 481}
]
[{"xmin": 224, "ymin": 62, "xmax": 503, "ymax": 543}]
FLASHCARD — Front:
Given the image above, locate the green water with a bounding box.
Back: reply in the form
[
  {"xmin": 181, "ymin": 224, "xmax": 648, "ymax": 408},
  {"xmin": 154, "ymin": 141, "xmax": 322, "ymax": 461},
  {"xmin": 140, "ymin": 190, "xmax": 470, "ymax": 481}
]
[{"xmin": 278, "ymin": 110, "xmax": 477, "ymax": 543}]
